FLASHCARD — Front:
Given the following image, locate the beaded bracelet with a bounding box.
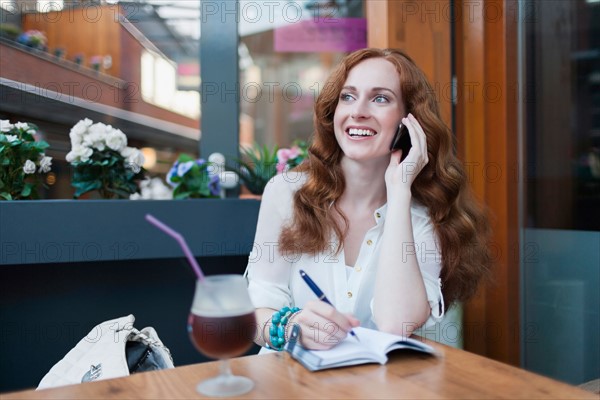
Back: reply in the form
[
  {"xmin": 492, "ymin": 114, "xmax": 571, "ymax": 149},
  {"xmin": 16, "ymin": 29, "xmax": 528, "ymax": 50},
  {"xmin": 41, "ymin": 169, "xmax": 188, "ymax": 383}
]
[{"xmin": 267, "ymin": 306, "xmax": 300, "ymax": 351}]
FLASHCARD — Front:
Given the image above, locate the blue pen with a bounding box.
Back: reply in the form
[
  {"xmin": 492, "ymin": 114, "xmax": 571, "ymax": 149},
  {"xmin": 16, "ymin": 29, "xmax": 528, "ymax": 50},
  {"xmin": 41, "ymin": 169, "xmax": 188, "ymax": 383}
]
[{"xmin": 299, "ymin": 269, "xmax": 360, "ymax": 341}]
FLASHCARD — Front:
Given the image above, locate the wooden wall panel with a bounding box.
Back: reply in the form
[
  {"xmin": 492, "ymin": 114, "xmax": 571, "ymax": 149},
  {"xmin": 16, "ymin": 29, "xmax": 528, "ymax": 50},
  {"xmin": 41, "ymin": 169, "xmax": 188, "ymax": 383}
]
[{"xmin": 23, "ymin": 6, "xmax": 121, "ymax": 76}]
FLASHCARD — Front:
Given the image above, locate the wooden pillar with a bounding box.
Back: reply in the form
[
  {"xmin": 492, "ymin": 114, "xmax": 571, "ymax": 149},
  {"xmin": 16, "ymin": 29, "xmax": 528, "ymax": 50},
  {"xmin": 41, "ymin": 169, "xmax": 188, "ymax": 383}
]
[
  {"xmin": 455, "ymin": 0, "xmax": 520, "ymax": 365},
  {"xmin": 453, "ymin": 0, "xmax": 488, "ymax": 357},
  {"xmin": 366, "ymin": 0, "xmax": 452, "ymax": 127}
]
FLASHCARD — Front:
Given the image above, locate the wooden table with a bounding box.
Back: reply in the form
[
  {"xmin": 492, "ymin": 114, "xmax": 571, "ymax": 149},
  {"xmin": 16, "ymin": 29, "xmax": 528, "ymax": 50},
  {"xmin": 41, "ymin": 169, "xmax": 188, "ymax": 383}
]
[{"xmin": 3, "ymin": 340, "xmax": 595, "ymax": 399}]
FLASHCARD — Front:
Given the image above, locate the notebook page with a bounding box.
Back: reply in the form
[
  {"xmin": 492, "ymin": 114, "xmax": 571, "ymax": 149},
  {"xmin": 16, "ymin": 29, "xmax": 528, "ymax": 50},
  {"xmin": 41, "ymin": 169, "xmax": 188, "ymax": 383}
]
[{"xmin": 312, "ymin": 327, "xmax": 397, "ymax": 365}]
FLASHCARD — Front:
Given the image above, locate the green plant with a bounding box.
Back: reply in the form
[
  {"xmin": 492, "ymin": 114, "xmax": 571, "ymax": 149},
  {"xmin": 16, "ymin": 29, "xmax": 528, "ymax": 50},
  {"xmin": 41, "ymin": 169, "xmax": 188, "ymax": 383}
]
[
  {"xmin": 0, "ymin": 24, "xmax": 21, "ymax": 41},
  {"xmin": 166, "ymin": 154, "xmax": 221, "ymax": 199},
  {"xmin": 227, "ymin": 144, "xmax": 278, "ymax": 195},
  {"xmin": 0, "ymin": 120, "xmax": 52, "ymax": 200},
  {"xmin": 66, "ymin": 118, "xmax": 146, "ymax": 199}
]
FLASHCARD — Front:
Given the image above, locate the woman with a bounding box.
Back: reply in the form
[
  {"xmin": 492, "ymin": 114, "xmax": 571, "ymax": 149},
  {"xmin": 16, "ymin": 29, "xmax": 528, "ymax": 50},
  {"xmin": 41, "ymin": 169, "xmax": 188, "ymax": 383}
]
[{"xmin": 245, "ymin": 48, "xmax": 492, "ymax": 351}]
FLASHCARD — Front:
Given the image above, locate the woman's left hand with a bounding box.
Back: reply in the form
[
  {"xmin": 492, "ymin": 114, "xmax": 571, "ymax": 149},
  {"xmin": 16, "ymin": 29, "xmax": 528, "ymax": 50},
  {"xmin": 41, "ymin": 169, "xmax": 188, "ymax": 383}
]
[{"xmin": 385, "ymin": 113, "xmax": 429, "ymax": 197}]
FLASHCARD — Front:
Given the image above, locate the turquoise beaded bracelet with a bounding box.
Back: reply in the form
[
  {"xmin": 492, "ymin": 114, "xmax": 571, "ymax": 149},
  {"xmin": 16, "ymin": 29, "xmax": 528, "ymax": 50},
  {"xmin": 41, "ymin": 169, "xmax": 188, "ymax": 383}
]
[{"xmin": 267, "ymin": 306, "xmax": 300, "ymax": 351}]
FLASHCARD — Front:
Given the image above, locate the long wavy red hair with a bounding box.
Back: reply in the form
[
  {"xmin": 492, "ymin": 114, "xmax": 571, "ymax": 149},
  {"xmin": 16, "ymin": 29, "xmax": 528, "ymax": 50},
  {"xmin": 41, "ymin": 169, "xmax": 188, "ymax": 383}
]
[{"xmin": 279, "ymin": 48, "xmax": 493, "ymax": 306}]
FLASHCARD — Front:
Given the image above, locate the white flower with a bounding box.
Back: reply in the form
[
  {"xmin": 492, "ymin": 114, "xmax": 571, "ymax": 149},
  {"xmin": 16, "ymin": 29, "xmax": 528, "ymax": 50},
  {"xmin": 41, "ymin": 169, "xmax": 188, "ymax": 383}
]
[
  {"xmin": 5, "ymin": 134, "xmax": 18, "ymax": 143},
  {"xmin": 83, "ymin": 122, "xmax": 109, "ymax": 150},
  {"xmin": 79, "ymin": 147, "xmax": 94, "ymax": 162},
  {"xmin": 69, "ymin": 132, "xmax": 82, "ymax": 146},
  {"xmin": 149, "ymin": 177, "xmax": 172, "ymax": 199},
  {"xmin": 120, "ymin": 146, "xmax": 134, "ymax": 158},
  {"xmin": 219, "ymin": 171, "xmax": 239, "ymax": 189},
  {"xmin": 39, "ymin": 155, "xmax": 53, "ymax": 173},
  {"xmin": 1, "ymin": 120, "xmax": 14, "ymax": 132},
  {"xmin": 177, "ymin": 161, "xmax": 194, "ymax": 177},
  {"xmin": 66, "ymin": 145, "xmax": 93, "ymax": 163},
  {"xmin": 123, "ymin": 147, "xmax": 145, "ymax": 173},
  {"xmin": 65, "ymin": 151, "xmax": 75, "ymax": 163},
  {"xmin": 14, "ymin": 122, "xmax": 29, "ymax": 130},
  {"xmin": 208, "ymin": 152, "xmax": 226, "ymax": 175},
  {"xmin": 69, "ymin": 118, "xmax": 92, "ymax": 146},
  {"xmin": 93, "ymin": 141, "xmax": 106, "ymax": 151},
  {"xmin": 105, "ymin": 129, "xmax": 127, "ymax": 152},
  {"xmin": 23, "ymin": 159, "xmax": 36, "ymax": 174},
  {"xmin": 70, "ymin": 119, "xmax": 90, "ymax": 133},
  {"xmin": 131, "ymin": 178, "xmax": 172, "ymax": 200}
]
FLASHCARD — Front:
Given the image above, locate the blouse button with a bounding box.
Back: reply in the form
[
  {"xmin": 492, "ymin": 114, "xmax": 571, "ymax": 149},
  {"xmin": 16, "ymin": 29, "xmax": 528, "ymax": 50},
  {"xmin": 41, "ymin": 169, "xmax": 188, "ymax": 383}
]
[
  {"xmin": 366, "ymin": 239, "xmax": 373, "ymax": 246},
  {"xmin": 347, "ymin": 291, "xmax": 353, "ymax": 298},
  {"xmin": 354, "ymin": 265, "xmax": 362, "ymax": 272},
  {"xmin": 376, "ymin": 212, "xmax": 381, "ymax": 219}
]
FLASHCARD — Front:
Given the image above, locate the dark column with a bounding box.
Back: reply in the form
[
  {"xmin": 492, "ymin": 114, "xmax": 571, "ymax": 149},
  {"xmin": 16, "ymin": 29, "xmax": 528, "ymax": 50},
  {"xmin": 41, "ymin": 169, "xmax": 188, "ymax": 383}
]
[{"xmin": 199, "ymin": 0, "xmax": 239, "ymax": 163}]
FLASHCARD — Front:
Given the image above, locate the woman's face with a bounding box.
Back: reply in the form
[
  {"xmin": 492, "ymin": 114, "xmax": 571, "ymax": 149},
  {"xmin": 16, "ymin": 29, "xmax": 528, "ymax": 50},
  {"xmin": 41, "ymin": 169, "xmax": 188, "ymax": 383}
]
[{"xmin": 333, "ymin": 57, "xmax": 406, "ymax": 163}]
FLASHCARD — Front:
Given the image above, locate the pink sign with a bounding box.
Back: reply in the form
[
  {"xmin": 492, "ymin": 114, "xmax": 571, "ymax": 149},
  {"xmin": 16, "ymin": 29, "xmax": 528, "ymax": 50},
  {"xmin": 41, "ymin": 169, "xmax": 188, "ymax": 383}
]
[
  {"xmin": 274, "ymin": 18, "xmax": 367, "ymax": 53},
  {"xmin": 178, "ymin": 63, "xmax": 200, "ymax": 76}
]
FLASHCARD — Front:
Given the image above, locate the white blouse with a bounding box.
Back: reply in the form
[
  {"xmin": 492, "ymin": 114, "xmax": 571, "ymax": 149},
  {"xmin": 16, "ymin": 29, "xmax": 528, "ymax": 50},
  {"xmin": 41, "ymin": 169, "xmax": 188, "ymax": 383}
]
[{"xmin": 244, "ymin": 172, "xmax": 445, "ymax": 331}]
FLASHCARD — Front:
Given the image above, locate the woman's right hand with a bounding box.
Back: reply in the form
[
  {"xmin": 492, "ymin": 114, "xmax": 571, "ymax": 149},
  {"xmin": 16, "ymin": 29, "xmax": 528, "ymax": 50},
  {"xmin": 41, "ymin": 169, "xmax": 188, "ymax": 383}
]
[
  {"xmin": 385, "ymin": 113, "xmax": 429, "ymax": 200},
  {"xmin": 287, "ymin": 300, "xmax": 360, "ymax": 350}
]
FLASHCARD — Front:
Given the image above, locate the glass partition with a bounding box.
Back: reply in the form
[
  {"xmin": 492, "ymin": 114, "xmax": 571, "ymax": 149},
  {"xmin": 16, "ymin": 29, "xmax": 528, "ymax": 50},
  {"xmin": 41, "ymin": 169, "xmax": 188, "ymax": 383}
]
[
  {"xmin": 237, "ymin": 0, "xmax": 365, "ymax": 149},
  {"xmin": 0, "ymin": 0, "xmax": 202, "ymax": 199},
  {"xmin": 521, "ymin": 0, "xmax": 599, "ymax": 385}
]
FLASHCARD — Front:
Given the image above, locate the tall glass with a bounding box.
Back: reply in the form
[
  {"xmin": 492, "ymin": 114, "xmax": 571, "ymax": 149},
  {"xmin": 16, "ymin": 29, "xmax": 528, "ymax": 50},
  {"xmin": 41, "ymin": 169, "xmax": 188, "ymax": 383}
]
[{"xmin": 187, "ymin": 275, "xmax": 256, "ymax": 397}]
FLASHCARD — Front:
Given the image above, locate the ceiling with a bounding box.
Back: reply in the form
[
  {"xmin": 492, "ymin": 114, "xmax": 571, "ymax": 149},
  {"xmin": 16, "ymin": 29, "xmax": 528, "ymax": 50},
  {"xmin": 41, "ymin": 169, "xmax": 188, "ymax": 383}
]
[{"xmin": 119, "ymin": 0, "xmax": 200, "ymax": 64}]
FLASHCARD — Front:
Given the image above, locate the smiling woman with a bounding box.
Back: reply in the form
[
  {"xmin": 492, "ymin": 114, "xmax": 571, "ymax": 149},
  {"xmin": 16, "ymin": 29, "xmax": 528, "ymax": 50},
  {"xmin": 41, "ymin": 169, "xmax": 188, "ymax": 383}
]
[
  {"xmin": 245, "ymin": 48, "xmax": 493, "ymax": 352},
  {"xmin": 333, "ymin": 58, "xmax": 404, "ymax": 162}
]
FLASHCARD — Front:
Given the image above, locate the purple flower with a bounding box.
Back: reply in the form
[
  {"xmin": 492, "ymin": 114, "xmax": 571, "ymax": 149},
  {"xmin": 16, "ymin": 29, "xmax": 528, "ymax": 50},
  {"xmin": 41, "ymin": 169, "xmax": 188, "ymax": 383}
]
[
  {"xmin": 196, "ymin": 158, "xmax": 206, "ymax": 166},
  {"xmin": 209, "ymin": 175, "xmax": 221, "ymax": 196}
]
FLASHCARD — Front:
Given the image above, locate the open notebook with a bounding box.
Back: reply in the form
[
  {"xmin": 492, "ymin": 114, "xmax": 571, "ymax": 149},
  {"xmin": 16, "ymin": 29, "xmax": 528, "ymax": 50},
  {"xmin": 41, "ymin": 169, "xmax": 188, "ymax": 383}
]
[{"xmin": 284, "ymin": 325, "xmax": 435, "ymax": 371}]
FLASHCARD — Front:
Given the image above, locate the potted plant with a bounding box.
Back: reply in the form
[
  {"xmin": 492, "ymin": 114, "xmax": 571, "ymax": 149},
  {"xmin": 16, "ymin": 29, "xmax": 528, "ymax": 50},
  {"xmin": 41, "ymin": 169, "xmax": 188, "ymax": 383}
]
[
  {"xmin": 53, "ymin": 47, "xmax": 66, "ymax": 59},
  {"xmin": 0, "ymin": 24, "xmax": 21, "ymax": 41},
  {"xmin": 0, "ymin": 120, "xmax": 53, "ymax": 200},
  {"xmin": 227, "ymin": 143, "xmax": 278, "ymax": 197},
  {"xmin": 16, "ymin": 30, "xmax": 47, "ymax": 50},
  {"xmin": 73, "ymin": 53, "xmax": 84, "ymax": 66},
  {"xmin": 90, "ymin": 55, "xmax": 102, "ymax": 71},
  {"xmin": 276, "ymin": 139, "xmax": 309, "ymax": 173},
  {"xmin": 66, "ymin": 118, "xmax": 146, "ymax": 199},
  {"xmin": 166, "ymin": 154, "xmax": 221, "ymax": 199}
]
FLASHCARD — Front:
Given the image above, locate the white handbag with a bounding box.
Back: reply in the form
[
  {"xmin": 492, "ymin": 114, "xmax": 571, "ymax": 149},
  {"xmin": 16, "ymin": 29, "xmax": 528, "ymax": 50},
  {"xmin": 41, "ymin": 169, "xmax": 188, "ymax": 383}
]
[{"xmin": 37, "ymin": 314, "xmax": 174, "ymax": 390}]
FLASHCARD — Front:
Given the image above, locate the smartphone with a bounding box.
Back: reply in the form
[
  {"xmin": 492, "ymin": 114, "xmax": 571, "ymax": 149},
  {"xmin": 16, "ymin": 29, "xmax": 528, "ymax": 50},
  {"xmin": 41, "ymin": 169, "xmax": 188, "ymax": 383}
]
[{"xmin": 389, "ymin": 124, "xmax": 411, "ymax": 161}]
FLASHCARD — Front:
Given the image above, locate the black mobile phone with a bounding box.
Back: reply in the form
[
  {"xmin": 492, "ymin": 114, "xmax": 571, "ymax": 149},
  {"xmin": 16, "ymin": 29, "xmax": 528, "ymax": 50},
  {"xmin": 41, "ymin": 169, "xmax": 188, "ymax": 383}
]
[{"xmin": 389, "ymin": 124, "xmax": 411, "ymax": 161}]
